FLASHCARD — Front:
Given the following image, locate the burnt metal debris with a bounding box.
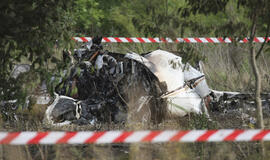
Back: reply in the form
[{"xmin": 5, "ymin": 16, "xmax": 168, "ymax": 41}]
[
  {"xmin": 47, "ymin": 36, "xmax": 167, "ymax": 125},
  {"xmin": 0, "ymin": 64, "xmax": 31, "ymax": 121}
]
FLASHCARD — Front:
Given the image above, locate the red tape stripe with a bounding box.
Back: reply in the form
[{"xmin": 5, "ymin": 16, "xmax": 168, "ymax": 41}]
[
  {"xmin": 242, "ymin": 38, "xmax": 249, "ymax": 43},
  {"xmin": 114, "ymin": 37, "xmax": 122, "ymax": 42},
  {"xmin": 80, "ymin": 37, "xmax": 88, "ymax": 42},
  {"xmin": 113, "ymin": 132, "xmax": 133, "ymax": 143},
  {"xmin": 126, "ymin": 37, "xmax": 133, "ymax": 43},
  {"xmin": 196, "ymin": 130, "xmax": 218, "ymax": 142},
  {"xmin": 218, "ymin": 37, "xmax": 225, "ymax": 43},
  {"xmin": 103, "ymin": 37, "xmax": 111, "ymax": 42},
  {"xmin": 149, "ymin": 38, "xmax": 157, "ymax": 43},
  {"xmin": 142, "ymin": 131, "xmax": 161, "ymax": 142},
  {"xmin": 183, "ymin": 38, "xmax": 191, "ymax": 43},
  {"xmin": 194, "ymin": 38, "xmax": 202, "ymax": 43},
  {"xmin": 85, "ymin": 132, "xmax": 106, "ymax": 143},
  {"xmin": 160, "ymin": 38, "xmax": 167, "ymax": 43},
  {"xmin": 206, "ymin": 38, "xmax": 214, "ymax": 43},
  {"xmin": 28, "ymin": 132, "xmax": 49, "ymax": 144},
  {"xmin": 137, "ymin": 37, "xmax": 145, "ymax": 43},
  {"xmin": 253, "ymin": 37, "xmax": 260, "ymax": 42},
  {"xmin": 252, "ymin": 130, "xmax": 270, "ymax": 141},
  {"xmin": 169, "ymin": 131, "xmax": 189, "ymax": 141},
  {"xmin": 224, "ymin": 130, "xmax": 245, "ymax": 141},
  {"xmin": 56, "ymin": 132, "xmax": 77, "ymax": 144}
]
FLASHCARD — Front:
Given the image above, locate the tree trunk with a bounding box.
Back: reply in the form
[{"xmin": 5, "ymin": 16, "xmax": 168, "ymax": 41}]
[{"xmin": 250, "ymin": 44, "xmax": 264, "ymax": 129}]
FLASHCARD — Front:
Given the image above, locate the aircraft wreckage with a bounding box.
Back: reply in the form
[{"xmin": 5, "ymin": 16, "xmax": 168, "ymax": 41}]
[{"xmin": 45, "ymin": 37, "xmax": 270, "ymax": 125}]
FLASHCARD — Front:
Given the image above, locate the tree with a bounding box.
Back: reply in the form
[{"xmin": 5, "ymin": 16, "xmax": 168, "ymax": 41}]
[
  {"xmin": 183, "ymin": 0, "xmax": 270, "ymax": 129},
  {"xmin": 73, "ymin": 0, "xmax": 104, "ymax": 35},
  {"xmin": 244, "ymin": 0, "xmax": 270, "ymax": 129},
  {"xmin": 0, "ymin": 0, "xmax": 75, "ymax": 119},
  {"xmin": 182, "ymin": 0, "xmax": 270, "ymax": 157}
]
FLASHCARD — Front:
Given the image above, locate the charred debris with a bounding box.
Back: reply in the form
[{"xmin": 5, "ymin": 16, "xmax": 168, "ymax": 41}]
[{"xmin": 46, "ymin": 36, "xmax": 167, "ymax": 125}]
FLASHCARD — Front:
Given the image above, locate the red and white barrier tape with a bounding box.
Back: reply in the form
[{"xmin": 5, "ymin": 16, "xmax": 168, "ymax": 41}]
[
  {"xmin": 1, "ymin": 129, "xmax": 270, "ymax": 145},
  {"xmin": 72, "ymin": 37, "xmax": 270, "ymax": 43}
]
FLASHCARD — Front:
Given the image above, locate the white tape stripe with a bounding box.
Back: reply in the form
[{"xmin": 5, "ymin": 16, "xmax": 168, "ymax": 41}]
[
  {"xmin": 75, "ymin": 37, "xmax": 83, "ymax": 42},
  {"xmin": 85, "ymin": 37, "xmax": 92, "ymax": 42},
  {"xmin": 11, "ymin": 132, "xmax": 37, "ymax": 144},
  {"xmin": 131, "ymin": 38, "xmax": 140, "ymax": 43},
  {"xmin": 101, "ymin": 39, "xmax": 107, "ymax": 43},
  {"xmin": 68, "ymin": 132, "xmax": 94, "ymax": 144},
  {"xmin": 0, "ymin": 132, "xmax": 8, "ymax": 141},
  {"xmin": 262, "ymin": 132, "xmax": 270, "ymax": 141},
  {"xmin": 166, "ymin": 38, "xmax": 173, "ymax": 43},
  {"xmin": 224, "ymin": 38, "xmax": 232, "ymax": 43},
  {"xmin": 188, "ymin": 38, "xmax": 197, "ymax": 43},
  {"xmin": 180, "ymin": 130, "xmax": 207, "ymax": 142},
  {"xmin": 211, "ymin": 38, "xmax": 220, "ymax": 43},
  {"xmin": 257, "ymin": 37, "xmax": 265, "ymax": 42},
  {"xmin": 154, "ymin": 37, "xmax": 161, "ymax": 42}
]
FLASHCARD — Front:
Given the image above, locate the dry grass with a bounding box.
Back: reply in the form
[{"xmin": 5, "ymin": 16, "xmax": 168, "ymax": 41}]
[{"xmin": 200, "ymin": 44, "xmax": 270, "ymax": 92}]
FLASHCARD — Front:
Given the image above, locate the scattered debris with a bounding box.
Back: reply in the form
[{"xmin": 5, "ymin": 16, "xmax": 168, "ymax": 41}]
[
  {"xmin": 10, "ymin": 64, "xmax": 30, "ymax": 79},
  {"xmin": 0, "ymin": 64, "xmax": 31, "ymax": 121}
]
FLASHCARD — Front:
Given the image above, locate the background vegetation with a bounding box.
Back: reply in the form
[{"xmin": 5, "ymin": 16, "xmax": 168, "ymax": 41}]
[{"xmin": 0, "ymin": 0, "xmax": 270, "ymax": 159}]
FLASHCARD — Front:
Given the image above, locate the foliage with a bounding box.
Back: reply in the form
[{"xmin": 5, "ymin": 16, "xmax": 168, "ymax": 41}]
[
  {"xmin": 0, "ymin": 0, "xmax": 75, "ymax": 105},
  {"xmin": 73, "ymin": 0, "xmax": 104, "ymax": 34},
  {"xmin": 183, "ymin": 0, "xmax": 270, "ymax": 130},
  {"xmin": 184, "ymin": 0, "xmax": 270, "ymax": 37}
]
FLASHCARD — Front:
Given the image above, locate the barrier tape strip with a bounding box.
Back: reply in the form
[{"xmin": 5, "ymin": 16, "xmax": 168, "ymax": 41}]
[
  {"xmin": 72, "ymin": 37, "xmax": 270, "ymax": 43},
  {"xmin": 1, "ymin": 130, "xmax": 270, "ymax": 145}
]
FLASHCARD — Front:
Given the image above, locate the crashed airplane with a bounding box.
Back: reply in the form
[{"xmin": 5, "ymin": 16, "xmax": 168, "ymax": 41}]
[{"xmin": 44, "ymin": 37, "xmax": 230, "ymax": 125}]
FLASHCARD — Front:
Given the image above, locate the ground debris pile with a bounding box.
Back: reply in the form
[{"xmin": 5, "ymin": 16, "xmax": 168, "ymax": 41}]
[
  {"xmin": 209, "ymin": 91, "xmax": 270, "ymax": 128},
  {"xmin": 46, "ymin": 37, "xmax": 167, "ymax": 125}
]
